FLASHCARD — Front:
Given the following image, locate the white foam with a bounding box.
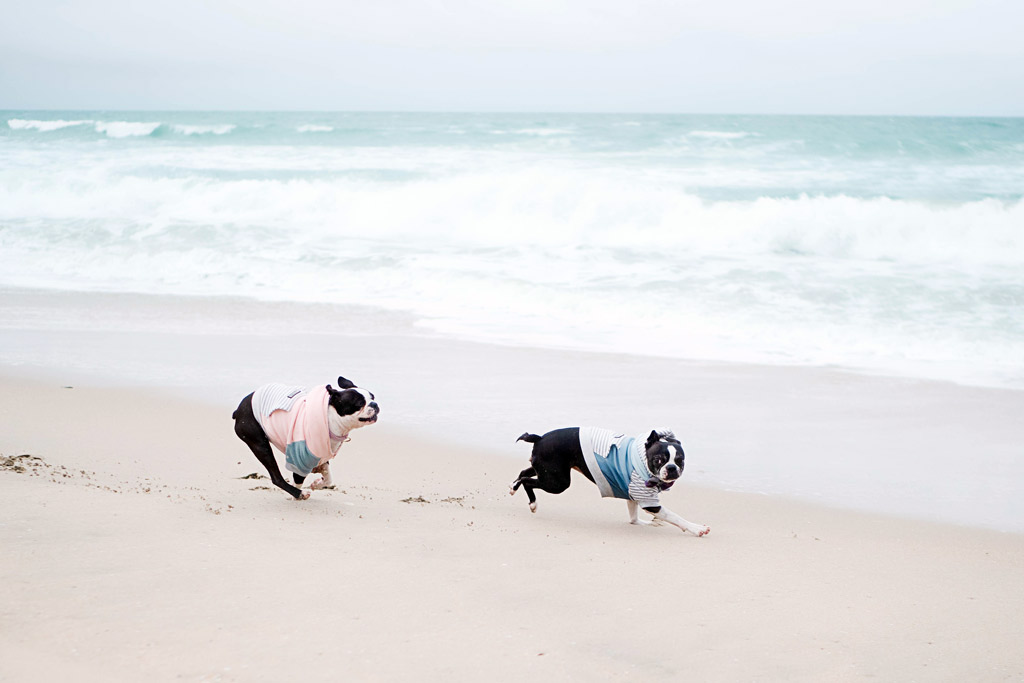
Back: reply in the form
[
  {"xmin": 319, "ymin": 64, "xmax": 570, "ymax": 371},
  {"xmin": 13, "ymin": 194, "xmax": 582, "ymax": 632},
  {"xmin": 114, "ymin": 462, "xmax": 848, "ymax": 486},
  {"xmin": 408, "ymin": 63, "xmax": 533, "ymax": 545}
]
[
  {"xmin": 511, "ymin": 128, "xmax": 573, "ymax": 136},
  {"xmin": 94, "ymin": 121, "xmax": 161, "ymax": 138},
  {"xmin": 296, "ymin": 124, "xmax": 334, "ymax": 133},
  {"xmin": 688, "ymin": 130, "xmax": 751, "ymax": 139},
  {"xmin": 171, "ymin": 124, "xmax": 236, "ymax": 136},
  {"xmin": 8, "ymin": 119, "xmax": 94, "ymax": 132},
  {"xmin": 1, "ymin": 164, "xmax": 1022, "ymax": 267}
]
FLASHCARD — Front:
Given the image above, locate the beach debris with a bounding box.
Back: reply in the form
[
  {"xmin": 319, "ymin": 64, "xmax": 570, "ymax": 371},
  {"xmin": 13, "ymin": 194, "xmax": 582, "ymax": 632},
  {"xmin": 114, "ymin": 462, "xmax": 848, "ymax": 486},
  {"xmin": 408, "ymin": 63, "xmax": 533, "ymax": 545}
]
[
  {"xmin": 440, "ymin": 496, "xmax": 466, "ymax": 507},
  {"xmin": 1, "ymin": 453, "xmax": 45, "ymax": 473},
  {"xmin": 401, "ymin": 496, "xmax": 430, "ymax": 504},
  {"xmin": 239, "ymin": 472, "xmax": 266, "ymax": 479}
]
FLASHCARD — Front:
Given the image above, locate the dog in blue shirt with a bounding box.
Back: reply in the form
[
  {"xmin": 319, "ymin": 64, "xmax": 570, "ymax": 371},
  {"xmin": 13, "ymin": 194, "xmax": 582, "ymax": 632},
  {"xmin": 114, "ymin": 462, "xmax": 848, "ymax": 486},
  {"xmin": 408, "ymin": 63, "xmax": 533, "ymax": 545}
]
[{"xmin": 510, "ymin": 427, "xmax": 709, "ymax": 536}]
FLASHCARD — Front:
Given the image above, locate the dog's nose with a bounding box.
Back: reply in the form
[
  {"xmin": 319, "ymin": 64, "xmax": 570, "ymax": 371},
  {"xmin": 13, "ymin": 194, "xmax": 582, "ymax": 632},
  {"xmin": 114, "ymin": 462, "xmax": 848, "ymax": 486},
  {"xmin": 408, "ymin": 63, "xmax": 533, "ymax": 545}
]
[
  {"xmin": 369, "ymin": 401, "xmax": 379, "ymax": 413},
  {"xmin": 665, "ymin": 463, "xmax": 679, "ymax": 476}
]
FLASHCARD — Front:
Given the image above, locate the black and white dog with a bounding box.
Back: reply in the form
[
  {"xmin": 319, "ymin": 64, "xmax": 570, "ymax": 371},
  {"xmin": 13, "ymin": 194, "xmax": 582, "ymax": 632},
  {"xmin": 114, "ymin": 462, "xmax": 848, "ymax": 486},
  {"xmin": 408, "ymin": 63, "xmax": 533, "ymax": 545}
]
[
  {"xmin": 510, "ymin": 427, "xmax": 709, "ymax": 536},
  {"xmin": 232, "ymin": 376, "xmax": 379, "ymax": 500}
]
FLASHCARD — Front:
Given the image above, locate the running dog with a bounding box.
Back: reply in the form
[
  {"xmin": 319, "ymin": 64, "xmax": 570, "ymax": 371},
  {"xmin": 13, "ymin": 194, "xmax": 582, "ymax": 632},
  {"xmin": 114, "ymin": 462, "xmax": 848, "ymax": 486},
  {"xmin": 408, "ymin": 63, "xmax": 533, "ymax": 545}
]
[
  {"xmin": 232, "ymin": 376, "xmax": 379, "ymax": 499},
  {"xmin": 510, "ymin": 427, "xmax": 709, "ymax": 536}
]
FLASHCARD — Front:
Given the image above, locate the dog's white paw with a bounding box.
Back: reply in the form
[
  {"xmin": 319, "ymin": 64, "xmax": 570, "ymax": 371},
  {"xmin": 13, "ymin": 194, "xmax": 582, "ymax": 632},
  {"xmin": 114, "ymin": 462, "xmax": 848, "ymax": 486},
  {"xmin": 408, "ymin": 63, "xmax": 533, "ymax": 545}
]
[
  {"xmin": 688, "ymin": 524, "xmax": 710, "ymax": 537},
  {"xmin": 509, "ymin": 482, "xmax": 518, "ymax": 496},
  {"xmin": 308, "ymin": 474, "xmax": 326, "ymax": 490},
  {"xmin": 630, "ymin": 518, "xmax": 651, "ymax": 526},
  {"xmin": 529, "ymin": 501, "xmax": 537, "ymax": 513},
  {"xmin": 296, "ymin": 490, "xmax": 311, "ymax": 501}
]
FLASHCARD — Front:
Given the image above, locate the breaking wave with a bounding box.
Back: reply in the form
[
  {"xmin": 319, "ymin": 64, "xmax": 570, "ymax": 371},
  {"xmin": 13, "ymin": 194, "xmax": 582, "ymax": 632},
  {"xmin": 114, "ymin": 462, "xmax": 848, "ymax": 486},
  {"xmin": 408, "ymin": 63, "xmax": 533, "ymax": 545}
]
[
  {"xmin": 7, "ymin": 118, "xmax": 93, "ymax": 132},
  {"xmin": 2, "ymin": 167, "xmax": 1020, "ymax": 267},
  {"xmin": 170, "ymin": 123, "xmax": 237, "ymax": 136}
]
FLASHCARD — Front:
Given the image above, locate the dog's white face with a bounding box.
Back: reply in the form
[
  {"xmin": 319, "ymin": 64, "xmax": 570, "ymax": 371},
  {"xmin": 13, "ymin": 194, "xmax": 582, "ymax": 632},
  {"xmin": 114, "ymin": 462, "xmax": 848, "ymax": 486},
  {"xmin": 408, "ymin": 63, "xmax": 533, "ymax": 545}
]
[
  {"xmin": 644, "ymin": 432, "xmax": 685, "ymax": 483},
  {"xmin": 345, "ymin": 388, "xmax": 379, "ymax": 427},
  {"xmin": 656, "ymin": 441, "xmax": 684, "ymax": 481},
  {"xmin": 326, "ymin": 378, "xmax": 379, "ymax": 433}
]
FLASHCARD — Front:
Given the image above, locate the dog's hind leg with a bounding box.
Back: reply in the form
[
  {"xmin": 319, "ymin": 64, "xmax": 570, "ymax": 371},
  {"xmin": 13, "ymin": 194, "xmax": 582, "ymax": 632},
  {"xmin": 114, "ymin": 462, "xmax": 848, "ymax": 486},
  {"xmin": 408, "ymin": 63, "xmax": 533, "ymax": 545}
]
[
  {"xmin": 519, "ymin": 479, "xmax": 540, "ymax": 511},
  {"xmin": 233, "ymin": 393, "xmax": 307, "ymax": 500},
  {"xmin": 518, "ymin": 470, "xmax": 571, "ymax": 513},
  {"xmin": 509, "ymin": 466, "xmax": 536, "ymax": 495}
]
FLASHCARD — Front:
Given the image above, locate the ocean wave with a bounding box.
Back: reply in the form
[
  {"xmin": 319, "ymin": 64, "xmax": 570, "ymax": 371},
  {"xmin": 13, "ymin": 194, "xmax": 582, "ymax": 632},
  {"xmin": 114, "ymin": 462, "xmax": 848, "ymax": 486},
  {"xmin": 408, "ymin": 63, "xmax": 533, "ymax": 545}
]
[
  {"xmin": 1, "ymin": 168, "xmax": 1021, "ymax": 268},
  {"xmin": 170, "ymin": 123, "xmax": 236, "ymax": 136},
  {"xmin": 688, "ymin": 130, "xmax": 752, "ymax": 139},
  {"xmin": 296, "ymin": 124, "xmax": 334, "ymax": 133},
  {"xmin": 6, "ymin": 118, "xmax": 237, "ymax": 138},
  {"xmin": 94, "ymin": 121, "xmax": 162, "ymax": 138},
  {"xmin": 509, "ymin": 128, "xmax": 573, "ymax": 136},
  {"xmin": 7, "ymin": 118, "xmax": 94, "ymax": 132}
]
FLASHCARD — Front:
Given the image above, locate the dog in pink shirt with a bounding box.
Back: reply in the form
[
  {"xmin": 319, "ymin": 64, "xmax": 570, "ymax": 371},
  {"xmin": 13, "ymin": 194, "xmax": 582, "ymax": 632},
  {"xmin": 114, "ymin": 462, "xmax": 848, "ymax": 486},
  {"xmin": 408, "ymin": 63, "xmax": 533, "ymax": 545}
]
[{"xmin": 232, "ymin": 376, "xmax": 379, "ymax": 499}]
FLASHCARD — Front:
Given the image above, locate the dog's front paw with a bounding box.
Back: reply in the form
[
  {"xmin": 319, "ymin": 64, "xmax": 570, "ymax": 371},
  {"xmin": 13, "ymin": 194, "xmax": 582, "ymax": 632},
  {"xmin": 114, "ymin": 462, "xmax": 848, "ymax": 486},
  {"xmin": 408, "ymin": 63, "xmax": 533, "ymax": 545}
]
[
  {"xmin": 687, "ymin": 524, "xmax": 710, "ymax": 537},
  {"xmin": 630, "ymin": 518, "xmax": 651, "ymax": 526},
  {"xmin": 295, "ymin": 490, "xmax": 311, "ymax": 501},
  {"xmin": 308, "ymin": 474, "xmax": 326, "ymax": 490}
]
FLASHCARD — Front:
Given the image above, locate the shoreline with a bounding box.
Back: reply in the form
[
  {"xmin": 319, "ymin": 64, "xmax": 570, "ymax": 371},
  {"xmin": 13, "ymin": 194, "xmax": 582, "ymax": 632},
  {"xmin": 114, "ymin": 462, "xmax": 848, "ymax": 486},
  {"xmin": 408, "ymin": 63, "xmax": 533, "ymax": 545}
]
[
  {"xmin": 4, "ymin": 282, "xmax": 1023, "ymax": 394},
  {"xmin": 2, "ymin": 376, "xmax": 1023, "ymax": 682},
  {"xmin": 2, "ymin": 285, "xmax": 1024, "ymax": 533}
]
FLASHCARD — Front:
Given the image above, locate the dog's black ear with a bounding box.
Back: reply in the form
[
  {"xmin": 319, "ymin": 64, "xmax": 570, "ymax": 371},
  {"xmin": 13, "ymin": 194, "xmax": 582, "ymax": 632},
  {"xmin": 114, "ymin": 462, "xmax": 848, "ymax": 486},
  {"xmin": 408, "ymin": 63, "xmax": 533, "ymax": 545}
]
[
  {"xmin": 646, "ymin": 430, "xmax": 661, "ymax": 450},
  {"xmin": 336, "ymin": 376, "xmax": 357, "ymax": 390}
]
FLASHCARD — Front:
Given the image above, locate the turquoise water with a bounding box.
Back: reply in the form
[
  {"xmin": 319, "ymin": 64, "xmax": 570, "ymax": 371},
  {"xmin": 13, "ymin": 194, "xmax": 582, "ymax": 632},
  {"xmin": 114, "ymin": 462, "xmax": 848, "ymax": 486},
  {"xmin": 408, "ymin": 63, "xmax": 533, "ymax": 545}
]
[
  {"xmin": 2, "ymin": 111, "xmax": 1023, "ymax": 387},
  {"xmin": 5, "ymin": 112, "xmax": 1024, "ymax": 200}
]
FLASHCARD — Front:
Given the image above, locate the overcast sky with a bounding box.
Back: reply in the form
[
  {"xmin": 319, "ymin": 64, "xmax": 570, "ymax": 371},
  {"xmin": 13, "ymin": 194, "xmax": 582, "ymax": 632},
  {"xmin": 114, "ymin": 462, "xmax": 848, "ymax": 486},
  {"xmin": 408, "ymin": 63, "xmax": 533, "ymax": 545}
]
[{"xmin": 2, "ymin": 0, "xmax": 1022, "ymax": 115}]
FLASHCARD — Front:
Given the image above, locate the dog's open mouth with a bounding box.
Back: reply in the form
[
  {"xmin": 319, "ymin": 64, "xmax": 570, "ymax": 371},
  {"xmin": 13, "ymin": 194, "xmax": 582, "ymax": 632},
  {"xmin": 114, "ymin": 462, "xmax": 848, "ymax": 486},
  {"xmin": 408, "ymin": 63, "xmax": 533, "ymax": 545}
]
[{"xmin": 359, "ymin": 414, "xmax": 378, "ymax": 423}]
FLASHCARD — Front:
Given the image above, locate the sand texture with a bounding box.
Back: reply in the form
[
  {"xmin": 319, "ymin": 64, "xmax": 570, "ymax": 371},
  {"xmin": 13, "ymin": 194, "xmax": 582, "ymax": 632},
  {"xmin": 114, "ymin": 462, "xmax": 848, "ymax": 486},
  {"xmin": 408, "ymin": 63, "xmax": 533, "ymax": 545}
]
[{"xmin": 2, "ymin": 376, "xmax": 1023, "ymax": 682}]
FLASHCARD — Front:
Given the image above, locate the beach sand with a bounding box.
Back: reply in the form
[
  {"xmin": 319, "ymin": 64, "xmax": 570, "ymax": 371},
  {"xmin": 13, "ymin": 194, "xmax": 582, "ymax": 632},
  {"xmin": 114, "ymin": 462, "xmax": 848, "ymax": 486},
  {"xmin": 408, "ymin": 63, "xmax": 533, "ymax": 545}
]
[
  {"xmin": 2, "ymin": 287, "xmax": 1024, "ymax": 681},
  {"xmin": 2, "ymin": 378, "xmax": 1023, "ymax": 682}
]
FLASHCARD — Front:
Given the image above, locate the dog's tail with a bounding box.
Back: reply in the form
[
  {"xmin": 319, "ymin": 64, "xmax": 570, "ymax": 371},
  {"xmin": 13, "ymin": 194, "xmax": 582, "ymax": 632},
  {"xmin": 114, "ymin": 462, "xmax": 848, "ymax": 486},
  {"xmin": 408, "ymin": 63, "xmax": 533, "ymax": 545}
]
[{"xmin": 516, "ymin": 432, "xmax": 542, "ymax": 444}]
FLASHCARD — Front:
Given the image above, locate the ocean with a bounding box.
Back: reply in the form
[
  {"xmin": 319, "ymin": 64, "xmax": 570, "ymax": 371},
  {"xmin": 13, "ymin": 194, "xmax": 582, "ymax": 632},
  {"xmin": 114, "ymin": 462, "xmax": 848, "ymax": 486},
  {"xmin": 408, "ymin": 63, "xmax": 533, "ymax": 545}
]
[{"xmin": 2, "ymin": 111, "xmax": 1023, "ymax": 389}]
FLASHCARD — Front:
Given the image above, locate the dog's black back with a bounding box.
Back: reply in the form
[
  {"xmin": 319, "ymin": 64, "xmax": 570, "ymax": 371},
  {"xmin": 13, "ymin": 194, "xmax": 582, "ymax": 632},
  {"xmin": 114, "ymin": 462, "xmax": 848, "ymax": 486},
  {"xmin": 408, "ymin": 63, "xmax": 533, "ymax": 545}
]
[
  {"xmin": 517, "ymin": 427, "xmax": 593, "ymax": 480},
  {"xmin": 511, "ymin": 427, "xmax": 596, "ymax": 509}
]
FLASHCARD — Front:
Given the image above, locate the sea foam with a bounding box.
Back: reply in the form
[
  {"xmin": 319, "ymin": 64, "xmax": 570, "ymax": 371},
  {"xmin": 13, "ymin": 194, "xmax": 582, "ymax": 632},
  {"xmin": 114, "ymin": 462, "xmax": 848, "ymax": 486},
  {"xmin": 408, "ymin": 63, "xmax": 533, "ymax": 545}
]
[
  {"xmin": 1, "ymin": 166, "xmax": 1021, "ymax": 267},
  {"xmin": 688, "ymin": 130, "xmax": 752, "ymax": 139},
  {"xmin": 170, "ymin": 124, "xmax": 236, "ymax": 136},
  {"xmin": 94, "ymin": 121, "xmax": 162, "ymax": 138},
  {"xmin": 8, "ymin": 118, "xmax": 94, "ymax": 131}
]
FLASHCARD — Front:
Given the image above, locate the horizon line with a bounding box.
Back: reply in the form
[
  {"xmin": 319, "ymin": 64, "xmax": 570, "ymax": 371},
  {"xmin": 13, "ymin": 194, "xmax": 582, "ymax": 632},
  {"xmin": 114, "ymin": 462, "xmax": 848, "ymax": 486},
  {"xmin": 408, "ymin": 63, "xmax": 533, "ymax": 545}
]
[{"xmin": 2, "ymin": 107, "xmax": 1023, "ymax": 120}]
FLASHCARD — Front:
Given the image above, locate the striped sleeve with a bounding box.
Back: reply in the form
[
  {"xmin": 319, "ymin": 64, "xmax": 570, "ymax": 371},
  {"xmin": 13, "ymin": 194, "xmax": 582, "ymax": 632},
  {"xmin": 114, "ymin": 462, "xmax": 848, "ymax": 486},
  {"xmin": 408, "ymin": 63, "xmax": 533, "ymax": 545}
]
[{"xmin": 628, "ymin": 470, "xmax": 661, "ymax": 508}]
